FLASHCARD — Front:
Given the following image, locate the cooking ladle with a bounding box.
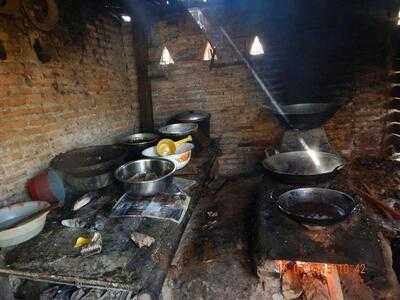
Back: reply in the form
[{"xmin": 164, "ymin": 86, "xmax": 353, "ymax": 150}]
[{"xmin": 156, "ymin": 135, "xmax": 192, "ymax": 156}]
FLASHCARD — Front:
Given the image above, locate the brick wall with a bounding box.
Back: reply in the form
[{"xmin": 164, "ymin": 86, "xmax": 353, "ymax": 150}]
[
  {"xmin": 150, "ymin": 1, "xmax": 394, "ymax": 175},
  {"xmin": 0, "ymin": 10, "xmax": 139, "ymax": 203}
]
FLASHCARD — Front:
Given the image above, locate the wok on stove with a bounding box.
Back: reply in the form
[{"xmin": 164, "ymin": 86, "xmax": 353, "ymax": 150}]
[
  {"xmin": 276, "ymin": 188, "xmax": 358, "ymax": 226},
  {"xmin": 262, "ymin": 151, "xmax": 345, "ymax": 184},
  {"xmin": 269, "ymin": 102, "xmax": 340, "ymax": 130}
]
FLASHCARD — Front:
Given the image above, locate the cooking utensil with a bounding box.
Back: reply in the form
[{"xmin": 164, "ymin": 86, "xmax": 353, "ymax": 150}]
[
  {"xmin": 173, "ymin": 110, "xmax": 211, "ymax": 137},
  {"xmin": 262, "ymin": 151, "xmax": 345, "ymax": 183},
  {"xmin": 0, "ymin": 201, "xmax": 51, "ymax": 247},
  {"xmin": 158, "ymin": 123, "xmax": 198, "ymax": 137},
  {"xmin": 117, "ymin": 133, "xmax": 160, "ymax": 162},
  {"xmin": 61, "ymin": 170, "xmax": 115, "ymax": 192},
  {"xmin": 51, "ymin": 145, "xmax": 127, "ymax": 176},
  {"xmin": 142, "ymin": 143, "xmax": 194, "ymax": 170},
  {"xmin": 114, "ymin": 158, "xmax": 176, "ymax": 197},
  {"xmin": 156, "ymin": 136, "xmax": 192, "ymax": 156},
  {"xmin": 268, "ymin": 102, "xmax": 340, "ymax": 130},
  {"xmin": 276, "ymin": 188, "xmax": 358, "ymax": 226},
  {"xmin": 159, "ymin": 123, "xmax": 202, "ymax": 153}
]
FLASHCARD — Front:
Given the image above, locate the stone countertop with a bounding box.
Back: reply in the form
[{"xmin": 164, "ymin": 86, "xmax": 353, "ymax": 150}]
[
  {"xmin": 162, "ymin": 174, "xmax": 281, "ymax": 299},
  {"xmin": 0, "ymin": 141, "xmax": 219, "ymax": 298}
]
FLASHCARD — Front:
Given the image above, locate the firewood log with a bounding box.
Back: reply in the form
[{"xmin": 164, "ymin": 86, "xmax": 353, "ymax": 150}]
[
  {"xmin": 302, "ymin": 274, "xmax": 330, "ymax": 300},
  {"xmin": 281, "ymin": 266, "xmax": 303, "ymax": 299}
]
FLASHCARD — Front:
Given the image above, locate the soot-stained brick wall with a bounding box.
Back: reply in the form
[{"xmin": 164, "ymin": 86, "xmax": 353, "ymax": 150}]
[
  {"xmin": 150, "ymin": 1, "xmax": 395, "ymax": 174},
  {"xmin": 0, "ymin": 8, "xmax": 139, "ymax": 202},
  {"xmin": 150, "ymin": 12, "xmax": 283, "ymax": 175}
]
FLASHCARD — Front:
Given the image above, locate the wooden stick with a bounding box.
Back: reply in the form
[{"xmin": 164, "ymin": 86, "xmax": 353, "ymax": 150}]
[
  {"xmin": 351, "ymin": 185, "xmax": 400, "ymax": 220},
  {"xmin": 325, "ymin": 265, "xmax": 344, "ymax": 300},
  {"xmin": 281, "ymin": 266, "xmax": 303, "ymax": 299}
]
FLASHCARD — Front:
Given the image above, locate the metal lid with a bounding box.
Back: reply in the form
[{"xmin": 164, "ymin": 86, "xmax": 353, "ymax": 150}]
[
  {"xmin": 158, "ymin": 123, "xmax": 198, "ymax": 135},
  {"xmin": 175, "ymin": 110, "xmax": 210, "ymax": 122}
]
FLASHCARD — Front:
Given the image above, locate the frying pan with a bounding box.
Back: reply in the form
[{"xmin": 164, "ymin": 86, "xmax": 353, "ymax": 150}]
[
  {"xmin": 262, "ymin": 151, "xmax": 345, "ymax": 184},
  {"xmin": 269, "ymin": 102, "xmax": 340, "ymax": 130},
  {"xmin": 276, "ymin": 188, "xmax": 358, "ymax": 226}
]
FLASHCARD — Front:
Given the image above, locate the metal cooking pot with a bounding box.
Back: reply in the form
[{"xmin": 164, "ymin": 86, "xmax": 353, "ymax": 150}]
[
  {"xmin": 61, "ymin": 170, "xmax": 115, "ymax": 192},
  {"xmin": 262, "ymin": 150, "xmax": 345, "ymax": 184},
  {"xmin": 276, "ymin": 188, "xmax": 358, "ymax": 226},
  {"xmin": 51, "ymin": 145, "xmax": 127, "ymax": 176},
  {"xmin": 268, "ymin": 103, "xmax": 340, "ymax": 130},
  {"xmin": 118, "ymin": 133, "xmax": 160, "ymax": 162},
  {"xmin": 115, "ymin": 158, "xmax": 175, "ymax": 197},
  {"xmin": 158, "ymin": 123, "xmax": 200, "ymax": 152},
  {"xmin": 158, "ymin": 123, "xmax": 198, "ymax": 138},
  {"xmin": 174, "ymin": 110, "xmax": 211, "ymax": 137}
]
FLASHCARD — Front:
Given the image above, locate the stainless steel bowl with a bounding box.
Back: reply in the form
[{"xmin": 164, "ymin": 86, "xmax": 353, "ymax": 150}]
[
  {"xmin": 115, "ymin": 158, "xmax": 176, "ymax": 197},
  {"xmin": 158, "ymin": 123, "xmax": 198, "ymax": 137}
]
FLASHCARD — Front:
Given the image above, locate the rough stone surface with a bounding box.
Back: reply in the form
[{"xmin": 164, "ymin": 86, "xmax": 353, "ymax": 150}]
[
  {"xmin": 0, "ymin": 10, "xmax": 140, "ymax": 203},
  {"xmin": 162, "ymin": 175, "xmax": 280, "ymax": 299}
]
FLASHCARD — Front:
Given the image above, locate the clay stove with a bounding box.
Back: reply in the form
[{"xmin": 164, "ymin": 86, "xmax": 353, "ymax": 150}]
[{"xmin": 253, "ymin": 115, "xmax": 400, "ymax": 298}]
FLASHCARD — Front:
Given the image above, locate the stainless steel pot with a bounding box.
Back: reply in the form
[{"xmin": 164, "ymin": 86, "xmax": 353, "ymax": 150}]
[
  {"xmin": 158, "ymin": 123, "xmax": 201, "ymax": 153},
  {"xmin": 158, "ymin": 123, "xmax": 198, "ymax": 137},
  {"xmin": 115, "ymin": 159, "xmax": 176, "ymax": 197},
  {"xmin": 118, "ymin": 133, "xmax": 160, "ymax": 162},
  {"xmin": 174, "ymin": 110, "xmax": 211, "ymax": 137}
]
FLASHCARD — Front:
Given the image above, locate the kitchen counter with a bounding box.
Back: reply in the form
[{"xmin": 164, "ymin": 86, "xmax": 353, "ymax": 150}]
[
  {"xmin": 161, "ymin": 174, "xmax": 280, "ymax": 299},
  {"xmin": 0, "ymin": 141, "xmax": 219, "ymax": 298}
]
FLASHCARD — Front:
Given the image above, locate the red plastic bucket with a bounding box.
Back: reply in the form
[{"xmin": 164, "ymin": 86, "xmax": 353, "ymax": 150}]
[{"xmin": 27, "ymin": 169, "xmax": 65, "ymax": 204}]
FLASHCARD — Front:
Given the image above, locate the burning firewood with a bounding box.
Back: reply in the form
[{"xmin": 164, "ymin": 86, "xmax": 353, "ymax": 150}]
[
  {"xmin": 302, "ymin": 273, "xmax": 330, "ymax": 300},
  {"xmin": 281, "ymin": 264, "xmax": 303, "ymax": 299},
  {"xmin": 324, "ymin": 265, "xmax": 344, "ymax": 300}
]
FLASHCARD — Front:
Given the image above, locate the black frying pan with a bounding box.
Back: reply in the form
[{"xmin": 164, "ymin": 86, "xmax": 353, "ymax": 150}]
[
  {"xmin": 262, "ymin": 151, "xmax": 345, "ymax": 184},
  {"xmin": 276, "ymin": 188, "xmax": 358, "ymax": 226}
]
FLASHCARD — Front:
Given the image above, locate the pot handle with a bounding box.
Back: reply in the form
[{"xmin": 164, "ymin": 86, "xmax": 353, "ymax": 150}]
[
  {"xmin": 332, "ymin": 164, "xmax": 345, "ymax": 172},
  {"xmin": 265, "ymin": 147, "xmax": 279, "ymax": 158}
]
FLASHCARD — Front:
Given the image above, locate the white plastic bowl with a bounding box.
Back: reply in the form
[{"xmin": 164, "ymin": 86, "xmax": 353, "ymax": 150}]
[
  {"xmin": 0, "ymin": 201, "xmax": 50, "ymax": 247},
  {"xmin": 142, "ymin": 143, "xmax": 194, "ymax": 170}
]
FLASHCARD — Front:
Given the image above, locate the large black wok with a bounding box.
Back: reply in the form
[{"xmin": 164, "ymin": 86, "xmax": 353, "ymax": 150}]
[
  {"xmin": 269, "ymin": 102, "xmax": 340, "ymax": 130},
  {"xmin": 276, "ymin": 188, "xmax": 358, "ymax": 226},
  {"xmin": 262, "ymin": 151, "xmax": 345, "ymax": 184},
  {"xmin": 51, "ymin": 145, "xmax": 127, "ymax": 176}
]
